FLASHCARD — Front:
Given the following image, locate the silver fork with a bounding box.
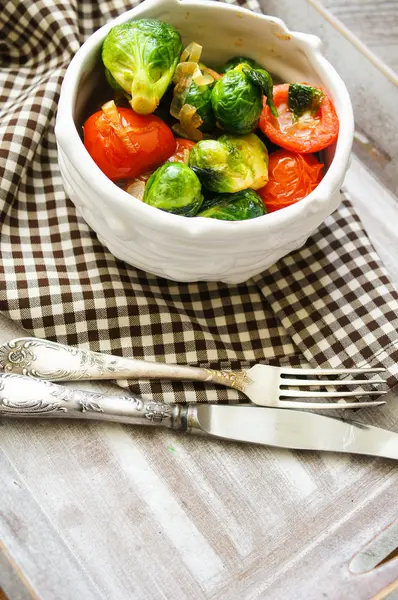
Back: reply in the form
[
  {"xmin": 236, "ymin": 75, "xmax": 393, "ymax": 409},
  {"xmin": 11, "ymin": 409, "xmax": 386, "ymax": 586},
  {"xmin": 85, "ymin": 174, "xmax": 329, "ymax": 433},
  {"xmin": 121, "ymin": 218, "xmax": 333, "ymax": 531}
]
[{"xmin": 0, "ymin": 337, "xmax": 387, "ymax": 410}]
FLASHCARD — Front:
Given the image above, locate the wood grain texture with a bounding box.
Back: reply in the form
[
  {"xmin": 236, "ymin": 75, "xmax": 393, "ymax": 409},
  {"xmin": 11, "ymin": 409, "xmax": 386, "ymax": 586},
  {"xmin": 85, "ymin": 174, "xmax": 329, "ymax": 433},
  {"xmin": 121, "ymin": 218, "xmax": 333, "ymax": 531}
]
[{"xmin": 319, "ymin": 0, "xmax": 398, "ymax": 74}]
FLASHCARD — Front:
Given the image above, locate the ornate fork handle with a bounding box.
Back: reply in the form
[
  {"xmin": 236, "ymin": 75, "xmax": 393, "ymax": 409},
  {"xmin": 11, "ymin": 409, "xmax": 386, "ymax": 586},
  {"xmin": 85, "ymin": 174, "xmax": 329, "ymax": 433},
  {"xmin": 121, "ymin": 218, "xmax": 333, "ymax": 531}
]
[
  {"xmin": 0, "ymin": 338, "xmax": 252, "ymax": 393},
  {"xmin": 0, "ymin": 373, "xmax": 186, "ymax": 429}
]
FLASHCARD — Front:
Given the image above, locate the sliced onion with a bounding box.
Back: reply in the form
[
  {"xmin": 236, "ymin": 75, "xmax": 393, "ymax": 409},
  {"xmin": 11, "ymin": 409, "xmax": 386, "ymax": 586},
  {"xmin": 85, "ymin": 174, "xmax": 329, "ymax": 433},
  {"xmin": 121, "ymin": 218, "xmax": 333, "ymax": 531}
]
[
  {"xmin": 124, "ymin": 172, "xmax": 151, "ymax": 201},
  {"xmin": 173, "ymin": 61, "xmax": 197, "ymax": 84},
  {"xmin": 170, "ymin": 93, "xmax": 185, "ymax": 119},
  {"xmin": 101, "ymin": 100, "xmax": 137, "ymax": 154},
  {"xmin": 192, "ymin": 65, "xmax": 214, "ymax": 86},
  {"xmin": 180, "ymin": 41, "xmax": 202, "ymax": 64},
  {"xmin": 177, "ymin": 104, "xmax": 203, "ymax": 141},
  {"xmin": 172, "ymin": 123, "xmax": 201, "ymax": 141},
  {"xmin": 125, "ymin": 179, "xmax": 146, "ymax": 201},
  {"xmin": 171, "ymin": 62, "xmax": 198, "ymax": 118},
  {"xmin": 200, "ymin": 65, "xmax": 223, "ymax": 81},
  {"xmin": 101, "ymin": 100, "xmax": 121, "ymax": 125}
]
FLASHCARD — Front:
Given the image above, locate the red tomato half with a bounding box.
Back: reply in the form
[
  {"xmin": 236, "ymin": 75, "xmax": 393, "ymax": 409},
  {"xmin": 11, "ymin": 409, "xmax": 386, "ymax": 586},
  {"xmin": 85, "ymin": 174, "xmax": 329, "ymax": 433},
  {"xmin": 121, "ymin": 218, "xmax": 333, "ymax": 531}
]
[
  {"xmin": 167, "ymin": 138, "xmax": 196, "ymax": 163},
  {"xmin": 259, "ymin": 84, "xmax": 339, "ymax": 153},
  {"xmin": 258, "ymin": 150, "xmax": 324, "ymax": 212},
  {"xmin": 83, "ymin": 108, "xmax": 176, "ymax": 181}
]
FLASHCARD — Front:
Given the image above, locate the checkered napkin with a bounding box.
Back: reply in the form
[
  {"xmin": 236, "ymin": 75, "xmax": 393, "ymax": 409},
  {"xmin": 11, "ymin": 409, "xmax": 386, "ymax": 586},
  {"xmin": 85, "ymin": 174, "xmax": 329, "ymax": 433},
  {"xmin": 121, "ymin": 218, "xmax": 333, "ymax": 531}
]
[{"xmin": 1, "ymin": 0, "xmax": 398, "ymax": 404}]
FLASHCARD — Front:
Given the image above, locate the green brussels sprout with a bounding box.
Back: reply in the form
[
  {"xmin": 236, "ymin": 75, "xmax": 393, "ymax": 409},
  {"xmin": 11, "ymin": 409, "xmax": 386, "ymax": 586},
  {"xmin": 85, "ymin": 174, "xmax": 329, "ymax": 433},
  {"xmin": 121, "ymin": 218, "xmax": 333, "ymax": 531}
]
[
  {"xmin": 185, "ymin": 80, "xmax": 215, "ymax": 133},
  {"xmin": 218, "ymin": 56, "xmax": 262, "ymax": 74},
  {"xmin": 104, "ymin": 68, "xmax": 132, "ymax": 106},
  {"xmin": 105, "ymin": 67, "xmax": 124, "ymax": 92},
  {"xmin": 211, "ymin": 67, "xmax": 262, "ymax": 135},
  {"xmin": 197, "ymin": 189, "xmax": 266, "ymax": 221},
  {"xmin": 211, "ymin": 64, "xmax": 277, "ymax": 134},
  {"xmin": 243, "ymin": 66, "xmax": 278, "ymax": 117},
  {"xmin": 143, "ymin": 162, "xmax": 203, "ymax": 216},
  {"xmin": 102, "ymin": 20, "xmax": 183, "ymax": 115},
  {"xmin": 189, "ymin": 133, "xmax": 268, "ymax": 193},
  {"xmin": 288, "ymin": 83, "xmax": 325, "ymax": 122}
]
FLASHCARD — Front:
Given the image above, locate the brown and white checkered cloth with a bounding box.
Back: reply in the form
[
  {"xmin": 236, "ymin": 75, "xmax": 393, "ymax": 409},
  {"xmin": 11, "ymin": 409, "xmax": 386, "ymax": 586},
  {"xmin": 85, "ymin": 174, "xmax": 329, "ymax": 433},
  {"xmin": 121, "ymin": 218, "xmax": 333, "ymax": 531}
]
[{"xmin": 1, "ymin": 0, "xmax": 398, "ymax": 404}]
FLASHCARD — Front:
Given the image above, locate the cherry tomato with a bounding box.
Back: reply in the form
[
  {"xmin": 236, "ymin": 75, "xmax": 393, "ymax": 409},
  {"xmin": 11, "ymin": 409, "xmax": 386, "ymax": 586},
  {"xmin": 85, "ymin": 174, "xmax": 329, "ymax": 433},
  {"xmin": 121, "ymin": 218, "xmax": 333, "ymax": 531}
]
[
  {"xmin": 258, "ymin": 150, "xmax": 324, "ymax": 212},
  {"xmin": 167, "ymin": 138, "xmax": 196, "ymax": 163},
  {"xmin": 259, "ymin": 83, "xmax": 339, "ymax": 153},
  {"xmin": 83, "ymin": 107, "xmax": 176, "ymax": 181}
]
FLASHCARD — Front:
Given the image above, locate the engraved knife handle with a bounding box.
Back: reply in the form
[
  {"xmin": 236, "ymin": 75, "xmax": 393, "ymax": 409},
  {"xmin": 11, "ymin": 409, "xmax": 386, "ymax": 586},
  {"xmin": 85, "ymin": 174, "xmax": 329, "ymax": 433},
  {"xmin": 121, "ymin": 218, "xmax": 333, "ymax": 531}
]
[
  {"xmin": 0, "ymin": 373, "xmax": 186, "ymax": 429},
  {"xmin": 0, "ymin": 338, "xmax": 250, "ymax": 392}
]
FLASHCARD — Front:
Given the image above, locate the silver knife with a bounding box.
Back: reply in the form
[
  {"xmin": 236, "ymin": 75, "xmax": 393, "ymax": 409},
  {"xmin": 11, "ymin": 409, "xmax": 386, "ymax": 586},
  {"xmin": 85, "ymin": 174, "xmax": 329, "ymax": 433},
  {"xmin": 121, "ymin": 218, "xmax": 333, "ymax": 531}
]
[{"xmin": 0, "ymin": 373, "xmax": 397, "ymax": 460}]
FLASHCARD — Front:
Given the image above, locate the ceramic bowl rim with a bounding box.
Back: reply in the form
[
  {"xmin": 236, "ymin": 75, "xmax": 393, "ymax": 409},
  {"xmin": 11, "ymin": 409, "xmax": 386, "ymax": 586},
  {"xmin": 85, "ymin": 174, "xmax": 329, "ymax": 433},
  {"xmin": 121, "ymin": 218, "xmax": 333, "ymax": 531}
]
[{"xmin": 55, "ymin": 0, "xmax": 354, "ymax": 242}]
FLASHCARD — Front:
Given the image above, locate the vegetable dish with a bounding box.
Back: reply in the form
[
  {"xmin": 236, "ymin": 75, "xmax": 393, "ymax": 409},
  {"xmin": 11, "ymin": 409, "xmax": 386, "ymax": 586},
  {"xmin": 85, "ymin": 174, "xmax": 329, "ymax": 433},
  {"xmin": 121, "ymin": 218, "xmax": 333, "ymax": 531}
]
[{"xmin": 82, "ymin": 18, "xmax": 339, "ymax": 221}]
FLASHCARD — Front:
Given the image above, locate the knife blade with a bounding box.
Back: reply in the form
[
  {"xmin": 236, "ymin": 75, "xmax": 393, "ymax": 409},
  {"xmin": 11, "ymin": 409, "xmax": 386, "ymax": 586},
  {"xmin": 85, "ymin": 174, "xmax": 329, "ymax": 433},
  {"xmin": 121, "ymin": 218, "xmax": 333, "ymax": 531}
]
[
  {"xmin": 188, "ymin": 404, "xmax": 398, "ymax": 460},
  {"xmin": 0, "ymin": 373, "xmax": 397, "ymax": 461}
]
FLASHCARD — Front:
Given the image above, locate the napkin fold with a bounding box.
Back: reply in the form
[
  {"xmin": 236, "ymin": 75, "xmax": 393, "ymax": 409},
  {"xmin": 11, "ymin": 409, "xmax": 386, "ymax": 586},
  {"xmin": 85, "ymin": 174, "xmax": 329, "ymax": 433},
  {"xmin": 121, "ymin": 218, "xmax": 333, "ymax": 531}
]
[{"xmin": 1, "ymin": 0, "xmax": 398, "ymax": 404}]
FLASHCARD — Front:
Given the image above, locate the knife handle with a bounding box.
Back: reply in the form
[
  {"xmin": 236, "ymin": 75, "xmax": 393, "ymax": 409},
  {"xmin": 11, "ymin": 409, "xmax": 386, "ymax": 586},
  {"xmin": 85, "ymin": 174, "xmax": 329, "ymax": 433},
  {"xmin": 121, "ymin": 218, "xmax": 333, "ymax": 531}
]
[
  {"xmin": 0, "ymin": 337, "xmax": 249, "ymax": 392},
  {"xmin": 0, "ymin": 373, "xmax": 186, "ymax": 430}
]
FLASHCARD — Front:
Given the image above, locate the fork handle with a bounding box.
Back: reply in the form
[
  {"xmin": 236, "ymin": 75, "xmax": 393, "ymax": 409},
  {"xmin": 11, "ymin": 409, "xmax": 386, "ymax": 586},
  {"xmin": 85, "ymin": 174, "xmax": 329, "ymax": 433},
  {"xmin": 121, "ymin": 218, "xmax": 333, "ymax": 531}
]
[
  {"xmin": 0, "ymin": 338, "xmax": 250, "ymax": 392},
  {"xmin": 0, "ymin": 372, "xmax": 186, "ymax": 429}
]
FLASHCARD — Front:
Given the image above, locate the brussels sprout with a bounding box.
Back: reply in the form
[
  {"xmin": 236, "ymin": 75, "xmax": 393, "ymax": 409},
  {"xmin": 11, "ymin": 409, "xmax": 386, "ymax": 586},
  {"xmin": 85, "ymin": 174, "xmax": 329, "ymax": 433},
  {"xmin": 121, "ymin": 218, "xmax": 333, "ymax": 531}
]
[
  {"xmin": 102, "ymin": 20, "xmax": 183, "ymax": 115},
  {"xmin": 211, "ymin": 64, "xmax": 277, "ymax": 134},
  {"xmin": 143, "ymin": 162, "xmax": 203, "ymax": 216},
  {"xmin": 288, "ymin": 83, "xmax": 325, "ymax": 121},
  {"xmin": 211, "ymin": 67, "xmax": 262, "ymax": 135},
  {"xmin": 185, "ymin": 80, "xmax": 215, "ymax": 132},
  {"xmin": 189, "ymin": 133, "xmax": 268, "ymax": 193},
  {"xmin": 197, "ymin": 189, "xmax": 266, "ymax": 221},
  {"xmin": 218, "ymin": 56, "xmax": 262, "ymax": 74}
]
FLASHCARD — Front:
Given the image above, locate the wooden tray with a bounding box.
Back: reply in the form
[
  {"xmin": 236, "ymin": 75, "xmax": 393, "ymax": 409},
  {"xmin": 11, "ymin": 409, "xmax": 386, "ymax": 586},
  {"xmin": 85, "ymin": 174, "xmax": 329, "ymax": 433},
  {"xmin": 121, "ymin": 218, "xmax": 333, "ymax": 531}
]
[{"xmin": 1, "ymin": 1, "xmax": 398, "ymax": 598}]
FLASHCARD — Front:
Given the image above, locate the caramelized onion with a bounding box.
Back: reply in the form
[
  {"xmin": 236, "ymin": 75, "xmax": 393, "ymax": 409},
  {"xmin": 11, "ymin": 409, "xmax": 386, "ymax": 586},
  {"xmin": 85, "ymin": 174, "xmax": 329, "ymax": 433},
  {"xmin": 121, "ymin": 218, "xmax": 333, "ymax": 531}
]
[
  {"xmin": 192, "ymin": 65, "xmax": 214, "ymax": 86},
  {"xmin": 101, "ymin": 100, "xmax": 137, "ymax": 154},
  {"xmin": 180, "ymin": 41, "xmax": 202, "ymax": 64}
]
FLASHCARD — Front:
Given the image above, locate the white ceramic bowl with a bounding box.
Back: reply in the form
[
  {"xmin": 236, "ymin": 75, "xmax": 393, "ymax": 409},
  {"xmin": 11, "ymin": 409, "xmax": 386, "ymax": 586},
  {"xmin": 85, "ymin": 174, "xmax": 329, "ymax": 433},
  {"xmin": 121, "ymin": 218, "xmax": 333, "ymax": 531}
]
[{"xmin": 55, "ymin": 0, "xmax": 354, "ymax": 284}]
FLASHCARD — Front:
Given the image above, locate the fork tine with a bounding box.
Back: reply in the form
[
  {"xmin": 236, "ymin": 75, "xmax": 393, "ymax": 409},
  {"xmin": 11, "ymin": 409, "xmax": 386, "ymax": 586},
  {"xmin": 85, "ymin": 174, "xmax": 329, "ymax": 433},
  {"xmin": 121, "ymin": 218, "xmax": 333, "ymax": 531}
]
[
  {"xmin": 281, "ymin": 367, "xmax": 386, "ymax": 376},
  {"xmin": 282, "ymin": 378, "xmax": 386, "ymax": 387},
  {"xmin": 281, "ymin": 390, "xmax": 387, "ymax": 398},
  {"xmin": 278, "ymin": 400, "xmax": 387, "ymax": 410}
]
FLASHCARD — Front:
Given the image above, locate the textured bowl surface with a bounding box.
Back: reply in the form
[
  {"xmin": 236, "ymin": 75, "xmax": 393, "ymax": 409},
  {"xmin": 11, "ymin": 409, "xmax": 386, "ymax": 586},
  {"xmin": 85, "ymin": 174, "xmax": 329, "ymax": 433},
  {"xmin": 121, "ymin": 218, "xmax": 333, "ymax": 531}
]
[{"xmin": 55, "ymin": 0, "xmax": 354, "ymax": 283}]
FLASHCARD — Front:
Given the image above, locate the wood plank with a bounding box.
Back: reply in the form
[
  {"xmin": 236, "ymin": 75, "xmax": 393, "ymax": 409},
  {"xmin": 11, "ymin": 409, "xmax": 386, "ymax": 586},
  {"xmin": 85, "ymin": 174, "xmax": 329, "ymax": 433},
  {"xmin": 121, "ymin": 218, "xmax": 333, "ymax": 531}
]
[
  {"xmin": 319, "ymin": 0, "xmax": 398, "ymax": 74},
  {"xmin": 0, "ymin": 450, "xmax": 101, "ymax": 600},
  {"xmin": 0, "ymin": 548, "xmax": 36, "ymax": 600}
]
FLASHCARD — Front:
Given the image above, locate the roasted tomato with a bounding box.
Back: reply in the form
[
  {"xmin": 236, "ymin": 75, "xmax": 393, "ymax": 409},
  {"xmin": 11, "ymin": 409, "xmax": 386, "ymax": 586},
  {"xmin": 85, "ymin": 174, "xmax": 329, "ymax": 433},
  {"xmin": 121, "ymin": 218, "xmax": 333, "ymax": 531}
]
[
  {"xmin": 167, "ymin": 138, "xmax": 196, "ymax": 163},
  {"xmin": 258, "ymin": 149, "xmax": 324, "ymax": 212},
  {"xmin": 259, "ymin": 83, "xmax": 339, "ymax": 153},
  {"xmin": 83, "ymin": 105, "xmax": 176, "ymax": 181}
]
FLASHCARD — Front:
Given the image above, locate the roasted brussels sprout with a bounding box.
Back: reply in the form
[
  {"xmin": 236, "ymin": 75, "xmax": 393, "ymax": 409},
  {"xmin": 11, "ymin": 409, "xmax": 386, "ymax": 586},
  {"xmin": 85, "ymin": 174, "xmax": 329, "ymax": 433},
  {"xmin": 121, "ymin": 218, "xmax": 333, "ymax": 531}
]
[
  {"xmin": 105, "ymin": 68, "xmax": 124, "ymax": 92},
  {"xmin": 198, "ymin": 189, "xmax": 266, "ymax": 221},
  {"xmin": 102, "ymin": 20, "xmax": 183, "ymax": 115},
  {"xmin": 189, "ymin": 133, "xmax": 268, "ymax": 193},
  {"xmin": 288, "ymin": 83, "xmax": 325, "ymax": 121},
  {"xmin": 243, "ymin": 67, "xmax": 278, "ymax": 117},
  {"xmin": 211, "ymin": 64, "xmax": 276, "ymax": 134},
  {"xmin": 185, "ymin": 80, "xmax": 215, "ymax": 132},
  {"xmin": 218, "ymin": 56, "xmax": 262, "ymax": 74},
  {"xmin": 143, "ymin": 162, "xmax": 203, "ymax": 216}
]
